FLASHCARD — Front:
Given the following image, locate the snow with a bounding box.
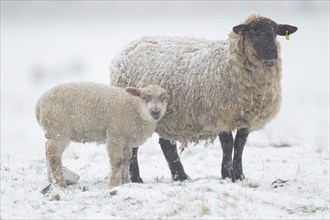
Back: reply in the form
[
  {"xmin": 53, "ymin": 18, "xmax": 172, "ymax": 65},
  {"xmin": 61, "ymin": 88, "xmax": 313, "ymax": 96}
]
[{"xmin": 1, "ymin": 1, "xmax": 329, "ymax": 219}]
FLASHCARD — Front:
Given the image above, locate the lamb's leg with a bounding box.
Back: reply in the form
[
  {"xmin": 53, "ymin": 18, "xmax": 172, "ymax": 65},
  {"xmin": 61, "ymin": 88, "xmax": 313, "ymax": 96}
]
[
  {"xmin": 46, "ymin": 139, "xmax": 68, "ymax": 188},
  {"xmin": 233, "ymin": 128, "xmax": 249, "ymax": 181},
  {"xmin": 122, "ymin": 147, "xmax": 132, "ymax": 184},
  {"xmin": 159, "ymin": 138, "xmax": 189, "ymax": 181},
  {"xmin": 129, "ymin": 147, "xmax": 143, "ymax": 183},
  {"xmin": 107, "ymin": 142, "xmax": 124, "ymax": 187},
  {"xmin": 45, "ymin": 145, "xmax": 52, "ymax": 183},
  {"xmin": 219, "ymin": 132, "xmax": 234, "ymax": 181}
]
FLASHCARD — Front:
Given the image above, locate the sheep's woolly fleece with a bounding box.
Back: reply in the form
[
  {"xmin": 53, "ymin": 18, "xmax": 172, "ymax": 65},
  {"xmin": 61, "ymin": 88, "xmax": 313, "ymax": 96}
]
[{"xmin": 110, "ymin": 13, "xmax": 282, "ymax": 148}]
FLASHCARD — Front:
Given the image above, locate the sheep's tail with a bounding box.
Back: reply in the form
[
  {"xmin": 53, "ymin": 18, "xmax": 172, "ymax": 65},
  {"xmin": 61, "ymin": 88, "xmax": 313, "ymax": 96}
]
[
  {"xmin": 35, "ymin": 102, "xmax": 41, "ymax": 125},
  {"xmin": 109, "ymin": 54, "xmax": 121, "ymax": 85}
]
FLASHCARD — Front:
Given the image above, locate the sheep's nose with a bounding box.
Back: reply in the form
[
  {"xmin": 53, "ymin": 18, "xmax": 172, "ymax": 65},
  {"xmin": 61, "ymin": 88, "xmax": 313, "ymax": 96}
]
[{"xmin": 150, "ymin": 110, "xmax": 161, "ymax": 120}]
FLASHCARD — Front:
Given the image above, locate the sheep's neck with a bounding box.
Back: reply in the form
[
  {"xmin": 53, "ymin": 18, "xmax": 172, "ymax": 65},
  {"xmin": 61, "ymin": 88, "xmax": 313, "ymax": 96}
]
[
  {"xmin": 226, "ymin": 36, "xmax": 282, "ymax": 88},
  {"xmin": 195, "ymin": 37, "xmax": 282, "ymax": 130}
]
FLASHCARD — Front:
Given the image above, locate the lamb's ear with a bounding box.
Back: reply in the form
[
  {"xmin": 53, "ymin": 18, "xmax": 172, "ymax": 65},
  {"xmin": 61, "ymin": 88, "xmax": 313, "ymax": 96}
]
[
  {"xmin": 233, "ymin": 24, "xmax": 246, "ymax": 34},
  {"xmin": 125, "ymin": 87, "xmax": 140, "ymax": 97},
  {"xmin": 277, "ymin": 24, "xmax": 298, "ymax": 36}
]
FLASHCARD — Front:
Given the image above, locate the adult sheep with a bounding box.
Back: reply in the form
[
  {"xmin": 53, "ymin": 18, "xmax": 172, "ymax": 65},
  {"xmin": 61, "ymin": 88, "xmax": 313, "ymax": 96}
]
[
  {"xmin": 109, "ymin": 13, "xmax": 298, "ymax": 182},
  {"xmin": 36, "ymin": 82, "xmax": 168, "ymax": 187}
]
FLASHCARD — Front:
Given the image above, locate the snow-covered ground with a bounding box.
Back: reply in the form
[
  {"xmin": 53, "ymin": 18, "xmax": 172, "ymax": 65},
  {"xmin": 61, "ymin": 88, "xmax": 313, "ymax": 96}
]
[{"xmin": 1, "ymin": 1, "xmax": 329, "ymax": 219}]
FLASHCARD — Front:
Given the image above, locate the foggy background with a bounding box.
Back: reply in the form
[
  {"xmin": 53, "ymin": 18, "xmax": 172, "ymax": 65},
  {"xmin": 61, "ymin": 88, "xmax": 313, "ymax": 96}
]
[{"xmin": 1, "ymin": 1, "xmax": 329, "ymax": 158}]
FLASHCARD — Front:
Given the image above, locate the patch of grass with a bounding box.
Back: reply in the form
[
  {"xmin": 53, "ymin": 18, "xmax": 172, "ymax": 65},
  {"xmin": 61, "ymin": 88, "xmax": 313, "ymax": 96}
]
[
  {"xmin": 201, "ymin": 200, "xmax": 210, "ymax": 215},
  {"xmin": 153, "ymin": 175, "xmax": 164, "ymax": 183},
  {"xmin": 166, "ymin": 204, "xmax": 186, "ymax": 217},
  {"xmin": 287, "ymin": 204, "xmax": 329, "ymax": 215}
]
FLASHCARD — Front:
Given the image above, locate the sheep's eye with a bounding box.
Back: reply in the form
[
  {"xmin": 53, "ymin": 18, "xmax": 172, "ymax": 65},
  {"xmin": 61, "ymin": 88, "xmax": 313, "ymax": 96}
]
[
  {"xmin": 160, "ymin": 95, "xmax": 166, "ymax": 102},
  {"xmin": 142, "ymin": 95, "xmax": 151, "ymax": 102}
]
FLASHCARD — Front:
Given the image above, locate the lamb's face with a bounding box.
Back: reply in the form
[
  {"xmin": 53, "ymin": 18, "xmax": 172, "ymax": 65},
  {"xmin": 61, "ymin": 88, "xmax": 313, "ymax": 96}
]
[
  {"xmin": 233, "ymin": 17, "xmax": 297, "ymax": 67},
  {"xmin": 125, "ymin": 85, "xmax": 168, "ymax": 122}
]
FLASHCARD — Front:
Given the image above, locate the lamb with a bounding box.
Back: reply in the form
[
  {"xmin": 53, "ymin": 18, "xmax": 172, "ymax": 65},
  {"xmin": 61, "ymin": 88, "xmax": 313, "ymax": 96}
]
[
  {"xmin": 35, "ymin": 82, "xmax": 168, "ymax": 188},
  {"xmin": 109, "ymin": 13, "xmax": 298, "ymax": 182}
]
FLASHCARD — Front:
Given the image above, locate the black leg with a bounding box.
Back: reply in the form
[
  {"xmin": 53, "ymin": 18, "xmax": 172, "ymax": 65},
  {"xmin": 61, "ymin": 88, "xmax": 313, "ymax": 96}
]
[
  {"xmin": 159, "ymin": 138, "xmax": 190, "ymax": 181},
  {"xmin": 129, "ymin": 147, "xmax": 143, "ymax": 183},
  {"xmin": 219, "ymin": 131, "xmax": 234, "ymax": 181},
  {"xmin": 233, "ymin": 128, "xmax": 249, "ymax": 181}
]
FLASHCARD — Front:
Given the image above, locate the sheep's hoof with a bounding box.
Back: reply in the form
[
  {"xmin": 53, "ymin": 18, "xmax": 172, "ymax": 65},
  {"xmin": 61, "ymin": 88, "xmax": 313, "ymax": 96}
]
[
  {"xmin": 221, "ymin": 165, "xmax": 245, "ymax": 182},
  {"xmin": 226, "ymin": 170, "xmax": 244, "ymax": 182},
  {"xmin": 233, "ymin": 162, "xmax": 245, "ymax": 181},
  {"xmin": 168, "ymin": 160, "xmax": 190, "ymax": 181},
  {"xmin": 221, "ymin": 162, "xmax": 234, "ymax": 181},
  {"xmin": 172, "ymin": 171, "xmax": 190, "ymax": 181},
  {"xmin": 221, "ymin": 174, "xmax": 236, "ymax": 183},
  {"xmin": 222, "ymin": 172, "xmax": 245, "ymax": 183},
  {"xmin": 221, "ymin": 168, "xmax": 232, "ymax": 179},
  {"xmin": 234, "ymin": 173, "xmax": 245, "ymax": 181},
  {"xmin": 131, "ymin": 176, "xmax": 144, "ymax": 183}
]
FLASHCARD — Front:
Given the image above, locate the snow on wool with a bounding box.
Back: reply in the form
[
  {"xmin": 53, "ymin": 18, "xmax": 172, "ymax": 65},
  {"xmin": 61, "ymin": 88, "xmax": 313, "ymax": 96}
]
[
  {"xmin": 110, "ymin": 13, "xmax": 297, "ymax": 146},
  {"xmin": 109, "ymin": 12, "xmax": 298, "ymax": 182}
]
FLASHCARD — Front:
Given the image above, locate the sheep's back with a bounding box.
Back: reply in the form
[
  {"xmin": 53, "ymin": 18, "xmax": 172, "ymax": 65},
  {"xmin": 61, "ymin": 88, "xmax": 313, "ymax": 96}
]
[
  {"xmin": 110, "ymin": 36, "xmax": 231, "ymax": 145},
  {"xmin": 110, "ymin": 36, "xmax": 218, "ymax": 86}
]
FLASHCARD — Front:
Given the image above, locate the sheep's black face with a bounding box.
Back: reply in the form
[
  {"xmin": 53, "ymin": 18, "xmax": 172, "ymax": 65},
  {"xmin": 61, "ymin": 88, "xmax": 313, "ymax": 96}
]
[
  {"xmin": 233, "ymin": 17, "xmax": 298, "ymax": 67},
  {"xmin": 247, "ymin": 19, "xmax": 278, "ymax": 67}
]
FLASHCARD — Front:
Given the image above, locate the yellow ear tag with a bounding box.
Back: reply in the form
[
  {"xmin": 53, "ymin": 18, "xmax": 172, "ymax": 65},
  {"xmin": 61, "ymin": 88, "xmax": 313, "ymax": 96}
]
[{"xmin": 285, "ymin": 30, "xmax": 290, "ymax": 40}]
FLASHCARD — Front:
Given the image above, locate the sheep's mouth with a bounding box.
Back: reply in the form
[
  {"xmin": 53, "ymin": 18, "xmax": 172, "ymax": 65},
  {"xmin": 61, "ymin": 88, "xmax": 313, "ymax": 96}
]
[
  {"xmin": 253, "ymin": 53, "xmax": 276, "ymax": 67},
  {"xmin": 252, "ymin": 43, "xmax": 278, "ymax": 67},
  {"xmin": 150, "ymin": 111, "xmax": 161, "ymax": 120},
  {"xmin": 262, "ymin": 59, "xmax": 276, "ymax": 67}
]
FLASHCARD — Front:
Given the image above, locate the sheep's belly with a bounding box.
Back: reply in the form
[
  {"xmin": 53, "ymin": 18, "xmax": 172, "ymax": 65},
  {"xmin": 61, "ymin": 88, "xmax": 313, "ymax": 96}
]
[{"xmin": 70, "ymin": 129, "xmax": 107, "ymax": 145}]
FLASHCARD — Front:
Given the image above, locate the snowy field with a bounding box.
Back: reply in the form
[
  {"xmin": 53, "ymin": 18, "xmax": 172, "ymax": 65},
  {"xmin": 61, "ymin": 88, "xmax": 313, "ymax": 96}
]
[{"xmin": 1, "ymin": 1, "xmax": 329, "ymax": 219}]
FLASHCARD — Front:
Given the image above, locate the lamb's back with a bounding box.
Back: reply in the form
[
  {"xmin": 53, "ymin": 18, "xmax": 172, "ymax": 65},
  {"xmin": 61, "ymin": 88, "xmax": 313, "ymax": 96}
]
[{"xmin": 36, "ymin": 83, "xmax": 135, "ymax": 141}]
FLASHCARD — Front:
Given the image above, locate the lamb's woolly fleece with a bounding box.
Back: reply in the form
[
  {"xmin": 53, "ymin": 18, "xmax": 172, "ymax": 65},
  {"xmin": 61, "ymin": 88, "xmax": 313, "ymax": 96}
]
[
  {"xmin": 110, "ymin": 13, "xmax": 282, "ymax": 147},
  {"xmin": 35, "ymin": 82, "xmax": 158, "ymax": 148}
]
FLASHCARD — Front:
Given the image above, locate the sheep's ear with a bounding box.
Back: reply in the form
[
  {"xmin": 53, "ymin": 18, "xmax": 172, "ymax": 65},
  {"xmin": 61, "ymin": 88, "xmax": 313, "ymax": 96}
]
[
  {"xmin": 233, "ymin": 24, "xmax": 246, "ymax": 34},
  {"xmin": 125, "ymin": 87, "xmax": 140, "ymax": 97},
  {"xmin": 277, "ymin": 24, "xmax": 298, "ymax": 36}
]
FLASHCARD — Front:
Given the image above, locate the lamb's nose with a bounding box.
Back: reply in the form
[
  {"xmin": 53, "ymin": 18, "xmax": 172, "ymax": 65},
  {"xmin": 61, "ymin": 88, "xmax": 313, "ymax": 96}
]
[{"xmin": 150, "ymin": 110, "xmax": 161, "ymax": 120}]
